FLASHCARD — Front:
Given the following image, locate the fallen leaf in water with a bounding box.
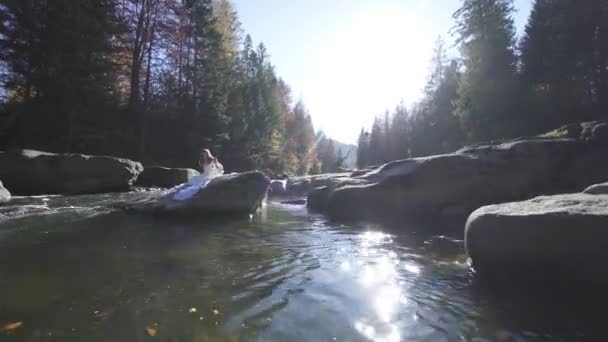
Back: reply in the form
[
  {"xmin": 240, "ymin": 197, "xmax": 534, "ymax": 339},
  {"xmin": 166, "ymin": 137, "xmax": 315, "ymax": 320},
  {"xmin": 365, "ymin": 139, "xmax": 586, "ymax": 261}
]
[
  {"xmin": 145, "ymin": 324, "xmax": 158, "ymax": 337},
  {"xmin": 212, "ymin": 309, "xmax": 220, "ymax": 315},
  {"xmin": 1, "ymin": 321, "xmax": 23, "ymax": 333}
]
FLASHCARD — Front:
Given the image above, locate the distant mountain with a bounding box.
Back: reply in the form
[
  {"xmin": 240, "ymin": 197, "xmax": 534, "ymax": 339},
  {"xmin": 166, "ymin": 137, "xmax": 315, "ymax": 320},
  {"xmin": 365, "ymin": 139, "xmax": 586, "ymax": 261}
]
[{"xmin": 333, "ymin": 140, "xmax": 357, "ymax": 169}]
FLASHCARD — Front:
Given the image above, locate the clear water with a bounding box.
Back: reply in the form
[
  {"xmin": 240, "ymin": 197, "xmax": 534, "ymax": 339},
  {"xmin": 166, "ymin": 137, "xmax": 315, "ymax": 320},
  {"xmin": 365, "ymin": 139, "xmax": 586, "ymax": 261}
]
[{"xmin": 0, "ymin": 193, "xmax": 604, "ymax": 341}]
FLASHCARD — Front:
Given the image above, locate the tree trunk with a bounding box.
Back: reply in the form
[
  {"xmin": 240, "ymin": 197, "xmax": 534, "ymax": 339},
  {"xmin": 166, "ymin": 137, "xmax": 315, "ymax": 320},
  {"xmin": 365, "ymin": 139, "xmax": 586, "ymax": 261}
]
[{"xmin": 140, "ymin": 26, "xmax": 155, "ymax": 159}]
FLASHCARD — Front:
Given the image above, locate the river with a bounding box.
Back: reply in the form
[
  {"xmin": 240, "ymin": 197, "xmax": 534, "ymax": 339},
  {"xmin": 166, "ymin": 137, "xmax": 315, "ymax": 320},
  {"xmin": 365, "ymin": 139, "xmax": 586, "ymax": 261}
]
[{"xmin": 0, "ymin": 192, "xmax": 604, "ymax": 341}]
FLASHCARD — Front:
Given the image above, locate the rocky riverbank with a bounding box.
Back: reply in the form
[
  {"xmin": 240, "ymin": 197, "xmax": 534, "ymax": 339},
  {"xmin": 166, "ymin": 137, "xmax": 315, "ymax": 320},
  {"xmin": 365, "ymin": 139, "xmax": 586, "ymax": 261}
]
[
  {"xmin": 0, "ymin": 149, "xmax": 270, "ymax": 217},
  {"xmin": 304, "ymin": 121, "xmax": 608, "ymax": 221},
  {"xmin": 0, "ymin": 149, "xmax": 143, "ymax": 195},
  {"xmin": 294, "ymin": 120, "xmax": 608, "ymax": 282},
  {"xmin": 2, "ymin": 121, "xmax": 607, "ymax": 281}
]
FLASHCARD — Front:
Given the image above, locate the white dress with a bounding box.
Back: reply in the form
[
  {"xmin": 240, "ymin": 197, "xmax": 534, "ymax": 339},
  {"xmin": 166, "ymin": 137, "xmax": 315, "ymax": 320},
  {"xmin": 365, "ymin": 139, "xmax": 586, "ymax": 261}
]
[{"xmin": 172, "ymin": 161, "xmax": 224, "ymax": 201}]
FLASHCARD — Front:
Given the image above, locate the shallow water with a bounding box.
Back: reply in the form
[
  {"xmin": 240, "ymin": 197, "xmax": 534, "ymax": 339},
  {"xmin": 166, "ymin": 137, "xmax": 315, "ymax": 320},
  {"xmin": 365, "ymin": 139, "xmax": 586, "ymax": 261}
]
[{"xmin": 0, "ymin": 193, "xmax": 605, "ymax": 341}]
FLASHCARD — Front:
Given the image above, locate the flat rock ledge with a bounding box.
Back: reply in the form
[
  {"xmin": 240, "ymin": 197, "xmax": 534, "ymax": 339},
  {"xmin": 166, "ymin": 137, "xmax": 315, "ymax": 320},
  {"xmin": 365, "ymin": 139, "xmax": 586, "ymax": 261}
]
[
  {"xmin": 465, "ymin": 193, "xmax": 608, "ymax": 280},
  {"xmin": 0, "ymin": 149, "xmax": 142, "ymax": 195},
  {"xmin": 127, "ymin": 171, "xmax": 270, "ymax": 217},
  {"xmin": 285, "ymin": 173, "xmax": 352, "ymax": 197}
]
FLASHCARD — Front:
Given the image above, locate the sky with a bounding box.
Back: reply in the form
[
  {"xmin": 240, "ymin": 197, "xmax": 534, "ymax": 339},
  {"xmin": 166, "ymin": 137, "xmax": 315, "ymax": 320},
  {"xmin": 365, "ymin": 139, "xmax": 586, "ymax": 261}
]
[{"xmin": 234, "ymin": 0, "xmax": 533, "ymax": 144}]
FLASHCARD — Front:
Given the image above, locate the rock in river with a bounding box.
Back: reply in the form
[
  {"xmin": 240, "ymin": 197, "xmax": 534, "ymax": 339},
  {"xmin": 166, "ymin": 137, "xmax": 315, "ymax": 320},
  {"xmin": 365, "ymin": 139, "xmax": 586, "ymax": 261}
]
[
  {"xmin": 308, "ymin": 121, "xmax": 608, "ymax": 221},
  {"xmin": 128, "ymin": 171, "xmax": 270, "ymax": 217},
  {"xmin": 465, "ymin": 194, "xmax": 608, "ymax": 278},
  {"xmin": 584, "ymin": 182, "xmax": 608, "ymax": 195},
  {"xmin": 136, "ymin": 166, "xmax": 200, "ymax": 188},
  {"xmin": 0, "ymin": 180, "xmax": 10, "ymax": 203},
  {"xmin": 0, "ymin": 149, "xmax": 143, "ymax": 195}
]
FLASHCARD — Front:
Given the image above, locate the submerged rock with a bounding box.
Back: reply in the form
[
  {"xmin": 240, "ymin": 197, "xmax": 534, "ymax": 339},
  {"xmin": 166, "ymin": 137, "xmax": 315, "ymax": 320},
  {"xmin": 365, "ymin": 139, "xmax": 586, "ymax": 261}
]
[
  {"xmin": 309, "ymin": 121, "xmax": 608, "ymax": 221},
  {"xmin": 0, "ymin": 149, "xmax": 142, "ymax": 195},
  {"xmin": 584, "ymin": 182, "xmax": 608, "ymax": 195},
  {"xmin": 465, "ymin": 194, "xmax": 608, "ymax": 278},
  {"xmin": 127, "ymin": 171, "xmax": 270, "ymax": 217},
  {"xmin": 136, "ymin": 166, "xmax": 199, "ymax": 188},
  {"xmin": 0, "ymin": 180, "xmax": 10, "ymax": 203}
]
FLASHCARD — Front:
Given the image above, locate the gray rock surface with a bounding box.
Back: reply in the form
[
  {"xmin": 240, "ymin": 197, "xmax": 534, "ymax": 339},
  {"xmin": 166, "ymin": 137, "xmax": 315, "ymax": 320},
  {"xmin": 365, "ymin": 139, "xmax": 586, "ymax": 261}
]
[
  {"xmin": 0, "ymin": 180, "xmax": 10, "ymax": 203},
  {"xmin": 286, "ymin": 173, "xmax": 351, "ymax": 197},
  {"xmin": 136, "ymin": 166, "xmax": 199, "ymax": 188},
  {"xmin": 584, "ymin": 182, "xmax": 608, "ymax": 195},
  {"xmin": 128, "ymin": 171, "xmax": 270, "ymax": 216},
  {"xmin": 591, "ymin": 122, "xmax": 608, "ymax": 144},
  {"xmin": 465, "ymin": 194, "xmax": 608, "ymax": 275},
  {"xmin": 308, "ymin": 121, "xmax": 608, "ymax": 221},
  {"xmin": 0, "ymin": 149, "xmax": 142, "ymax": 195}
]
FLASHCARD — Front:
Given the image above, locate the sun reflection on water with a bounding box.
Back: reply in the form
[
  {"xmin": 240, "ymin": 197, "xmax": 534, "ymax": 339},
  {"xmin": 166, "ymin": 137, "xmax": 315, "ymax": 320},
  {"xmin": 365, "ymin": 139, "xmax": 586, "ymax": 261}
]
[{"xmin": 348, "ymin": 230, "xmax": 421, "ymax": 341}]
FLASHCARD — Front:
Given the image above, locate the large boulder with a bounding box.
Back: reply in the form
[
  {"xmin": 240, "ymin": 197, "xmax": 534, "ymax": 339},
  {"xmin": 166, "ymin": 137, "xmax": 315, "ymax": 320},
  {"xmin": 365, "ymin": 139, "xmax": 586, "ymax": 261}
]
[
  {"xmin": 465, "ymin": 194, "xmax": 608, "ymax": 279},
  {"xmin": 136, "ymin": 166, "xmax": 199, "ymax": 188},
  {"xmin": 584, "ymin": 182, "xmax": 608, "ymax": 195},
  {"xmin": 0, "ymin": 149, "xmax": 142, "ymax": 195},
  {"xmin": 309, "ymin": 121, "xmax": 608, "ymax": 221},
  {"xmin": 0, "ymin": 180, "xmax": 10, "ymax": 203},
  {"xmin": 128, "ymin": 171, "xmax": 270, "ymax": 217}
]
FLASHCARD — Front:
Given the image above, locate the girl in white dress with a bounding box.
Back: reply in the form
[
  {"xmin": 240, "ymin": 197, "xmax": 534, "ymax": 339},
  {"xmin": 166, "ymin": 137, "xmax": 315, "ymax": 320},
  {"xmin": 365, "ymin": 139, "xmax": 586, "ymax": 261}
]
[{"xmin": 173, "ymin": 149, "xmax": 224, "ymax": 201}]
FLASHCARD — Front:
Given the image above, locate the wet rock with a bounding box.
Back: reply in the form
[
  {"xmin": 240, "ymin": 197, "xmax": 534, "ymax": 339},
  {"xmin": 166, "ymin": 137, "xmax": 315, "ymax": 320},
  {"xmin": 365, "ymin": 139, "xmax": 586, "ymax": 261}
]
[
  {"xmin": 269, "ymin": 180, "xmax": 287, "ymax": 197},
  {"xmin": 561, "ymin": 149, "xmax": 608, "ymax": 189},
  {"xmin": 584, "ymin": 182, "xmax": 608, "ymax": 195},
  {"xmin": 309, "ymin": 121, "xmax": 608, "ymax": 221},
  {"xmin": 136, "ymin": 166, "xmax": 199, "ymax": 188},
  {"xmin": 0, "ymin": 149, "xmax": 142, "ymax": 195},
  {"xmin": 465, "ymin": 194, "xmax": 608, "ymax": 277},
  {"xmin": 307, "ymin": 186, "xmax": 330, "ymax": 212},
  {"xmin": 591, "ymin": 122, "xmax": 608, "ymax": 144},
  {"xmin": 128, "ymin": 171, "xmax": 270, "ymax": 217},
  {"xmin": 0, "ymin": 204, "xmax": 50, "ymax": 219},
  {"xmin": 0, "ymin": 180, "xmax": 10, "ymax": 203},
  {"xmin": 286, "ymin": 173, "xmax": 351, "ymax": 197}
]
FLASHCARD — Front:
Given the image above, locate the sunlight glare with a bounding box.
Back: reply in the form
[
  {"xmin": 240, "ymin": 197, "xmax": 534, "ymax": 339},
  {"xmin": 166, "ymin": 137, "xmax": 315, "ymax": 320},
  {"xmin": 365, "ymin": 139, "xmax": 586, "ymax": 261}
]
[{"xmin": 309, "ymin": 5, "xmax": 434, "ymax": 142}]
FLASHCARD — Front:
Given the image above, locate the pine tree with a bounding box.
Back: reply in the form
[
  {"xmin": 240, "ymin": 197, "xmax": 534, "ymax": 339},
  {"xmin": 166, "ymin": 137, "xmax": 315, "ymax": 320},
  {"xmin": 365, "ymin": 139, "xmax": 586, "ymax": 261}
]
[
  {"xmin": 356, "ymin": 128, "xmax": 370, "ymax": 169},
  {"xmin": 520, "ymin": 0, "xmax": 608, "ymax": 129},
  {"xmin": 1, "ymin": 0, "xmax": 121, "ymax": 152},
  {"xmin": 453, "ymin": 0, "xmax": 519, "ymax": 142},
  {"xmin": 425, "ymin": 37, "xmax": 447, "ymax": 95},
  {"xmin": 390, "ymin": 103, "xmax": 410, "ymax": 160},
  {"xmin": 292, "ymin": 101, "xmax": 317, "ymax": 175},
  {"xmin": 317, "ymin": 134, "xmax": 338, "ymax": 173},
  {"xmin": 368, "ymin": 117, "xmax": 384, "ymax": 166}
]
